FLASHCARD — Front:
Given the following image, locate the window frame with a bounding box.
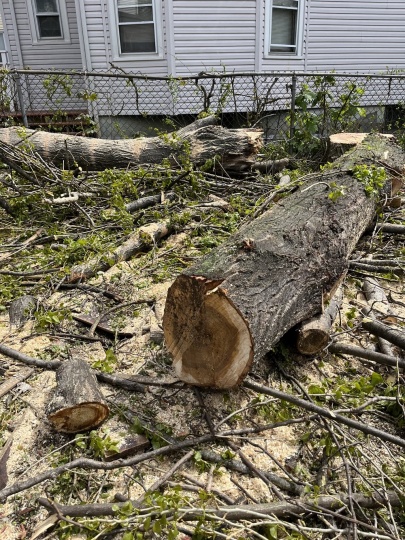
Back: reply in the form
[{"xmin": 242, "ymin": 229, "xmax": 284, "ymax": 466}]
[
  {"xmin": 108, "ymin": 0, "xmax": 163, "ymax": 61},
  {"xmin": 264, "ymin": 0, "xmax": 304, "ymax": 58},
  {"xmin": 27, "ymin": 0, "xmax": 71, "ymax": 45}
]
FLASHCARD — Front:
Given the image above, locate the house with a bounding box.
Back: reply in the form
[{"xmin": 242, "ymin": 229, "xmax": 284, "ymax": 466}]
[
  {"xmin": 1, "ymin": 1, "xmax": 405, "ymax": 75},
  {"xmin": 1, "ymin": 1, "xmax": 405, "ymax": 138}
]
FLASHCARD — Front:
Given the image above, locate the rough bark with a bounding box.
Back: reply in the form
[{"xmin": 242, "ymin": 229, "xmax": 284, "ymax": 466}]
[
  {"xmin": 163, "ymin": 134, "xmax": 405, "ymax": 388},
  {"xmin": 362, "ymin": 318, "xmax": 405, "ymax": 351},
  {"xmin": 296, "ymin": 286, "xmax": 343, "ymax": 355},
  {"xmin": 47, "ymin": 357, "xmax": 109, "ymax": 433},
  {"xmin": 329, "ymin": 342, "xmax": 405, "ymax": 369},
  {"xmin": 0, "ymin": 117, "xmax": 262, "ymax": 172}
]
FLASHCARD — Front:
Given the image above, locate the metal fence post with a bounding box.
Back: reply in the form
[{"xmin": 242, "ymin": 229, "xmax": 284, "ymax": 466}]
[
  {"xmin": 289, "ymin": 72, "xmax": 297, "ymax": 142},
  {"xmin": 13, "ymin": 71, "xmax": 28, "ymax": 128}
]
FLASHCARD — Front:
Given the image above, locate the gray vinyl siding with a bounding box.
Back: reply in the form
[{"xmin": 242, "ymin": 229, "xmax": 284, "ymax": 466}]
[
  {"xmin": 172, "ymin": 0, "xmax": 257, "ymax": 75},
  {"xmin": 1, "ymin": 1, "xmax": 21, "ymax": 67},
  {"xmin": 306, "ymin": 0, "xmax": 405, "ymax": 72},
  {"xmin": 10, "ymin": 0, "xmax": 82, "ymax": 69},
  {"xmin": 85, "ymin": 0, "xmax": 169, "ymax": 75}
]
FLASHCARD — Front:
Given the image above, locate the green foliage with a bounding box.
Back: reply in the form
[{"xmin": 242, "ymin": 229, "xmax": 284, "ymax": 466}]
[
  {"xmin": 328, "ymin": 181, "xmax": 346, "ymax": 202},
  {"xmin": 352, "ymin": 164, "xmax": 387, "ymax": 197},
  {"xmin": 289, "ymin": 75, "xmax": 366, "ymax": 156},
  {"xmin": 89, "ymin": 430, "xmax": 119, "ymax": 459},
  {"xmin": 34, "ymin": 306, "xmax": 71, "ymax": 331},
  {"xmin": 92, "ymin": 349, "xmax": 118, "ymax": 374}
]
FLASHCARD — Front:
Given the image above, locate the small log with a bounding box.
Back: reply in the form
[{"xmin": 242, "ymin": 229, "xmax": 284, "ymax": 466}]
[
  {"xmin": 104, "ymin": 435, "xmax": 150, "ymax": 462},
  {"xmin": 47, "ymin": 357, "xmax": 109, "ymax": 433},
  {"xmin": 163, "ymin": 134, "xmax": 405, "ymax": 388},
  {"xmin": 362, "ymin": 318, "xmax": 405, "ymax": 351},
  {"xmin": 296, "ymin": 286, "xmax": 343, "ymax": 355}
]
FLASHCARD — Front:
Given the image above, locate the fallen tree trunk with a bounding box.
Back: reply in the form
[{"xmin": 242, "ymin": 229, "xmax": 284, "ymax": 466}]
[
  {"xmin": 0, "ymin": 117, "xmax": 262, "ymax": 172},
  {"xmin": 163, "ymin": 134, "xmax": 405, "ymax": 388},
  {"xmin": 47, "ymin": 357, "xmax": 109, "ymax": 433}
]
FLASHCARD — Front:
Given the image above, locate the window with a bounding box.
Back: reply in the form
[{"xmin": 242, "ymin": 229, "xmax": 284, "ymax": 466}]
[
  {"xmin": 27, "ymin": 0, "xmax": 70, "ymax": 44},
  {"xmin": 116, "ymin": 0, "xmax": 157, "ymax": 54},
  {"xmin": 109, "ymin": 0, "xmax": 162, "ymax": 59},
  {"xmin": 34, "ymin": 0, "xmax": 62, "ymax": 38},
  {"xmin": 266, "ymin": 0, "xmax": 302, "ymax": 55}
]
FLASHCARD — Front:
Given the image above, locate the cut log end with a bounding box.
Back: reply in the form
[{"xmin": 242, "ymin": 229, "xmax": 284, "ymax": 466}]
[
  {"xmin": 296, "ymin": 328, "xmax": 329, "ymax": 356},
  {"xmin": 163, "ymin": 275, "xmax": 253, "ymax": 389},
  {"xmin": 48, "ymin": 402, "xmax": 109, "ymax": 434}
]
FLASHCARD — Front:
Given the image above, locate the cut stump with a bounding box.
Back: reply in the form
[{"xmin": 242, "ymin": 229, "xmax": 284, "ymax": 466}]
[
  {"xmin": 163, "ymin": 134, "xmax": 405, "ymax": 388},
  {"xmin": 47, "ymin": 357, "xmax": 109, "ymax": 433}
]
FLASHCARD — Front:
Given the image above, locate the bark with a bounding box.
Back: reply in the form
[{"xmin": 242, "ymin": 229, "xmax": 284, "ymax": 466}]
[
  {"xmin": 296, "ymin": 286, "xmax": 343, "ymax": 355},
  {"xmin": 47, "ymin": 357, "xmax": 109, "ymax": 433},
  {"xmin": 163, "ymin": 134, "xmax": 405, "ymax": 389},
  {"xmin": 362, "ymin": 318, "xmax": 405, "ymax": 351},
  {"xmin": 329, "ymin": 342, "xmax": 405, "ymax": 369},
  {"xmin": 69, "ymin": 221, "xmax": 170, "ymax": 282},
  {"xmin": 376, "ymin": 223, "xmax": 405, "ymax": 234},
  {"xmin": 363, "ymin": 277, "xmax": 396, "ymax": 355},
  {"xmin": 8, "ymin": 295, "xmax": 37, "ymax": 326},
  {"xmin": 0, "ymin": 117, "xmax": 262, "ymax": 172}
]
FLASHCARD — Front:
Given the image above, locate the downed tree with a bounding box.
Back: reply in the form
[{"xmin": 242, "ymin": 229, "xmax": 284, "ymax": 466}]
[
  {"xmin": 47, "ymin": 357, "xmax": 109, "ymax": 433},
  {"xmin": 163, "ymin": 134, "xmax": 405, "ymax": 388},
  {"xmin": 0, "ymin": 117, "xmax": 262, "ymax": 172}
]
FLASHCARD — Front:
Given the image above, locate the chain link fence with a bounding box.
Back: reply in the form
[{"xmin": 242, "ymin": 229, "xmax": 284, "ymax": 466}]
[{"xmin": 0, "ymin": 68, "xmax": 405, "ymax": 143}]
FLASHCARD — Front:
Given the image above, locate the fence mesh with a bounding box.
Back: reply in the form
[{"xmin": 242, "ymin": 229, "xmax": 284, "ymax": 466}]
[{"xmin": 1, "ymin": 69, "xmax": 405, "ymax": 143}]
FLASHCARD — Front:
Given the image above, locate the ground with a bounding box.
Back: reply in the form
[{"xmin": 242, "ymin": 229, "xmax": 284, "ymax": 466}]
[{"xmin": 0, "ymin": 132, "xmax": 404, "ymax": 539}]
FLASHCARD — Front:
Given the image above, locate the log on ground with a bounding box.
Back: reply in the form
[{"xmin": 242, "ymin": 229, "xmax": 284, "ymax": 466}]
[
  {"xmin": 0, "ymin": 117, "xmax": 262, "ymax": 172},
  {"xmin": 47, "ymin": 357, "xmax": 109, "ymax": 433},
  {"xmin": 163, "ymin": 134, "xmax": 405, "ymax": 389}
]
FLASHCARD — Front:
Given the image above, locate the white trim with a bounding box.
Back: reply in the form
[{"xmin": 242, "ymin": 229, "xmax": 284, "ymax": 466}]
[
  {"xmin": 5, "ymin": 0, "xmax": 22, "ymax": 68},
  {"xmin": 27, "ymin": 0, "xmax": 71, "ymax": 46},
  {"xmin": 75, "ymin": 0, "xmax": 92, "ymax": 70},
  {"xmin": 108, "ymin": 0, "xmax": 163, "ymax": 62},
  {"xmin": 165, "ymin": 0, "xmax": 176, "ymax": 75},
  {"xmin": 264, "ymin": 0, "xmax": 304, "ymax": 59}
]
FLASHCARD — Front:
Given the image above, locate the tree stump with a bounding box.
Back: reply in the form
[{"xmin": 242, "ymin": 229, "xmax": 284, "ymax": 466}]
[
  {"xmin": 163, "ymin": 134, "xmax": 405, "ymax": 388},
  {"xmin": 47, "ymin": 358, "xmax": 109, "ymax": 433}
]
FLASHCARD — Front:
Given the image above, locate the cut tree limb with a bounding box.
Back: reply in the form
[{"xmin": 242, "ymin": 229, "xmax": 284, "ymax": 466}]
[
  {"xmin": 296, "ymin": 286, "xmax": 344, "ymax": 355},
  {"xmin": 163, "ymin": 134, "xmax": 405, "ymax": 388},
  {"xmin": 363, "ymin": 277, "xmax": 397, "ymax": 355},
  {"xmin": 362, "ymin": 318, "xmax": 405, "ymax": 351},
  {"xmin": 69, "ymin": 222, "xmax": 170, "ymax": 282},
  {"xmin": 0, "ymin": 117, "xmax": 262, "ymax": 172},
  {"xmin": 47, "ymin": 357, "xmax": 109, "ymax": 433},
  {"xmin": 329, "ymin": 342, "xmax": 405, "ymax": 369}
]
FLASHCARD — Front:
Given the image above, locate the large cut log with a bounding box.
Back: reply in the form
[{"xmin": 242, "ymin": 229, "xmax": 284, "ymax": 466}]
[
  {"xmin": 163, "ymin": 134, "xmax": 405, "ymax": 388},
  {"xmin": 0, "ymin": 117, "xmax": 261, "ymax": 172},
  {"xmin": 47, "ymin": 357, "xmax": 109, "ymax": 433}
]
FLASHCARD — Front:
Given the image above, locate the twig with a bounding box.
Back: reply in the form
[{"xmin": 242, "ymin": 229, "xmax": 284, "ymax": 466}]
[
  {"xmin": 243, "ymin": 379, "xmax": 405, "ymax": 449},
  {"xmin": 0, "ymin": 342, "xmax": 145, "ymax": 393},
  {"xmin": 133, "ymin": 450, "xmax": 194, "ymax": 506},
  {"xmin": 37, "ymin": 489, "xmax": 402, "ymax": 522},
  {"xmin": 88, "ymin": 299, "xmax": 154, "ymax": 337}
]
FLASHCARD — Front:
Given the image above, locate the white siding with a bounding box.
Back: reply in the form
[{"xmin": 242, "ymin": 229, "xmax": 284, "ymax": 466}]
[
  {"xmin": 306, "ymin": 0, "xmax": 405, "ymax": 72},
  {"xmin": 172, "ymin": 0, "xmax": 257, "ymax": 75}
]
